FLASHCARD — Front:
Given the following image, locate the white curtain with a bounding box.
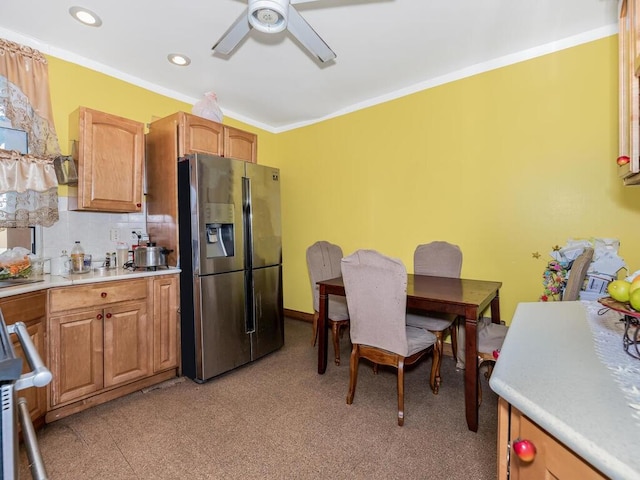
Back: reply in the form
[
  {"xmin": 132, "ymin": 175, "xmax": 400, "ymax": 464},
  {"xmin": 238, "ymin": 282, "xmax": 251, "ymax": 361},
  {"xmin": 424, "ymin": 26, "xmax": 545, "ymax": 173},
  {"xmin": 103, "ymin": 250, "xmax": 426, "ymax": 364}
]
[
  {"xmin": 0, "ymin": 38, "xmax": 60, "ymax": 228},
  {"xmin": 0, "ymin": 150, "xmax": 58, "ymax": 227}
]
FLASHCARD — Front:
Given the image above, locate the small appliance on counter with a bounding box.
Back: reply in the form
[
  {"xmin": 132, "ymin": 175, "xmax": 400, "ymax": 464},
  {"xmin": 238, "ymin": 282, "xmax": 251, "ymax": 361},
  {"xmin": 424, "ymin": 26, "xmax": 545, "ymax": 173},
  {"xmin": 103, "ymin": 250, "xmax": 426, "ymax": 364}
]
[{"xmin": 124, "ymin": 242, "xmax": 173, "ymax": 271}]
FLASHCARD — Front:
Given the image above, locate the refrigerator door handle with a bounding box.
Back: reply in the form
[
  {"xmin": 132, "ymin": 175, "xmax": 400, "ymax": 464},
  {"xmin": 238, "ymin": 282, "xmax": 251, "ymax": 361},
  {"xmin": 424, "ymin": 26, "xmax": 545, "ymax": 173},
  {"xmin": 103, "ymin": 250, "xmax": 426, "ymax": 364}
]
[
  {"xmin": 248, "ymin": 292, "xmax": 258, "ymax": 335},
  {"xmin": 243, "ymin": 175, "xmax": 257, "ymax": 335},
  {"xmin": 242, "ymin": 176, "xmax": 252, "ymax": 271}
]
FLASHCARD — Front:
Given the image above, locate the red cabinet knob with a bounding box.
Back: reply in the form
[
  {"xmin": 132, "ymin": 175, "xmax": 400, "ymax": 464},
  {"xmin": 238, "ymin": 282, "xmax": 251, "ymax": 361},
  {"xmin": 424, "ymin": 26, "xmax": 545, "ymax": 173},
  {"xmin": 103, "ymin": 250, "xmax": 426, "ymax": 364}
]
[
  {"xmin": 101, "ymin": 292, "xmax": 107, "ymax": 298},
  {"xmin": 106, "ymin": 313, "xmax": 112, "ymax": 319},
  {"xmin": 97, "ymin": 313, "xmax": 103, "ymax": 320},
  {"xmin": 512, "ymin": 438, "xmax": 536, "ymax": 462},
  {"xmin": 136, "ymin": 203, "xmax": 141, "ymax": 207},
  {"xmin": 617, "ymin": 155, "xmax": 630, "ymax": 166}
]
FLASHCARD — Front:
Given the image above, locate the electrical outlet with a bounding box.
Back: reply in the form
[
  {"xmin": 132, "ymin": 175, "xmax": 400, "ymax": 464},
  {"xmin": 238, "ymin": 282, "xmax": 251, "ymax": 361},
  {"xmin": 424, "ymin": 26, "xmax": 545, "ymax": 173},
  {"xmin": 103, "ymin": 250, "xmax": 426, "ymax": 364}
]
[
  {"xmin": 130, "ymin": 230, "xmax": 142, "ymax": 241},
  {"xmin": 109, "ymin": 228, "xmax": 120, "ymax": 242}
]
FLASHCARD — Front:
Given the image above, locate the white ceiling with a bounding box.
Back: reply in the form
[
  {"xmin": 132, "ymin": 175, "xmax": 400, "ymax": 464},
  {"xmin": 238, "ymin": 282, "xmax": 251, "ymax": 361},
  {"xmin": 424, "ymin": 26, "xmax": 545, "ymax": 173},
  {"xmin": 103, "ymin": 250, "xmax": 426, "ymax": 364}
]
[{"xmin": 0, "ymin": 0, "xmax": 619, "ymax": 132}]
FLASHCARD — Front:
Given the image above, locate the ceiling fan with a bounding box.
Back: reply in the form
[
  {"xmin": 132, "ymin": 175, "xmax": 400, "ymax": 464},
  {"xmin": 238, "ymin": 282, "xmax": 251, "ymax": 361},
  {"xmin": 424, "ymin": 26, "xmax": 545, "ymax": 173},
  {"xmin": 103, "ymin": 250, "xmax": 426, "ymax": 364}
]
[{"xmin": 212, "ymin": 0, "xmax": 336, "ymax": 63}]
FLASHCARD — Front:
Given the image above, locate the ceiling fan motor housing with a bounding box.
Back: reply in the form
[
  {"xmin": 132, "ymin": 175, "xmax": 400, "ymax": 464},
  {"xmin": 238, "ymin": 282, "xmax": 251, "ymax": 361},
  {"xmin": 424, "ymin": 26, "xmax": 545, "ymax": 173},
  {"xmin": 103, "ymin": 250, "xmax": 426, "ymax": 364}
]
[{"xmin": 249, "ymin": 0, "xmax": 289, "ymax": 33}]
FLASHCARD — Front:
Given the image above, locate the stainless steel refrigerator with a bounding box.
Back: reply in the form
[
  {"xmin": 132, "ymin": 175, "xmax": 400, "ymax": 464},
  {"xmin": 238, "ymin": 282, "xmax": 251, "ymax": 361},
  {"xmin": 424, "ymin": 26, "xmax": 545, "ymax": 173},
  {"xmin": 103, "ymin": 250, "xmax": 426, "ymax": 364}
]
[{"xmin": 177, "ymin": 153, "xmax": 284, "ymax": 382}]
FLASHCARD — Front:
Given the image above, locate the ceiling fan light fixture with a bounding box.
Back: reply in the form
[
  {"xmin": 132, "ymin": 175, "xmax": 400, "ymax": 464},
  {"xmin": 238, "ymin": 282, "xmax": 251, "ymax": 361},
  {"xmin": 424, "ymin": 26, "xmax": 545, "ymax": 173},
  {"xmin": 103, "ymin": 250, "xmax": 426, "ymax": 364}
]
[{"xmin": 249, "ymin": 0, "xmax": 288, "ymax": 33}]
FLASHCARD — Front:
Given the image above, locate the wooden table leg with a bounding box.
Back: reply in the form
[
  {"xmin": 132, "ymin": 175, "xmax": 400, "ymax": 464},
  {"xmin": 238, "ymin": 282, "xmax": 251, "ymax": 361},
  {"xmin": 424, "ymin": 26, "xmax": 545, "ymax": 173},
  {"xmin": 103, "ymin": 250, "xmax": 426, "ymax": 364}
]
[
  {"xmin": 317, "ymin": 285, "xmax": 328, "ymax": 374},
  {"xmin": 491, "ymin": 292, "xmax": 501, "ymax": 324},
  {"xmin": 464, "ymin": 312, "xmax": 479, "ymax": 432}
]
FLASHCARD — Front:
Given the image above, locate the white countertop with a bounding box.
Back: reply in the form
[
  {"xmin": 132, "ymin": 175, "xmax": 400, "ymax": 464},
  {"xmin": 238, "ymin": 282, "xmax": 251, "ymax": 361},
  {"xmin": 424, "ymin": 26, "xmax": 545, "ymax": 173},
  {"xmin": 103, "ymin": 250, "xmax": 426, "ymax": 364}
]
[
  {"xmin": 489, "ymin": 301, "xmax": 640, "ymax": 480},
  {"xmin": 0, "ymin": 267, "xmax": 181, "ymax": 298}
]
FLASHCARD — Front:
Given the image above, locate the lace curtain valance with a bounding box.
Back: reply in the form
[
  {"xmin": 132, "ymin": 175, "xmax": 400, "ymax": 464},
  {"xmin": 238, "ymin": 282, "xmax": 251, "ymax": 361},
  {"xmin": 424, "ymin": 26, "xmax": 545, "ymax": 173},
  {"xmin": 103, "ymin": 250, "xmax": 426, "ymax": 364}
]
[{"xmin": 0, "ymin": 38, "xmax": 60, "ymax": 228}]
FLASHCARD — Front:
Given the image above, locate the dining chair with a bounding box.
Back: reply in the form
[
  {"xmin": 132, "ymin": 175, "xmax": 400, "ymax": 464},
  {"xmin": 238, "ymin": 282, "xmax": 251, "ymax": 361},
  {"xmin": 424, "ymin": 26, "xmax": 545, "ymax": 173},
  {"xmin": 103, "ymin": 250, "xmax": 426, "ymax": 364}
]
[
  {"xmin": 341, "ymin": 249, "xmax": 437, "ymax": 426},
  {"xmin": 562, "ymin": 247, "xmax": 594, "ymax": 301},
  {"xmin": 477, "ymin": 247, "xmax": 594, "ymax": 403},
  {"xmin": 406, "ymin": 241, "xmax": 462, "ymax": 394},
  {"xmin": 306, "ymin": 241, "xmax": 350, "ymax": 365},
  {"xmin": 476, "ymin": 320, "xmax": 509, "ymax": 405}
]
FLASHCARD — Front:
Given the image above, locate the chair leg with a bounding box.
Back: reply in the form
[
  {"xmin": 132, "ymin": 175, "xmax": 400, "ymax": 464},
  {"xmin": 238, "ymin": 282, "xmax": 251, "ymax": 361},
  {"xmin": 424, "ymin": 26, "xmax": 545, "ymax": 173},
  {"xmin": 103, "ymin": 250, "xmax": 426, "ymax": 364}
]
[
  {"xmin": 346, "ymin": 345, "xmax": 359, "ymax": 405},
  {"xmin": 331, "ymin": 321, "xmax": 341, "ymax": 365},
  {"xmin": 477, "ymin": 359, "xmax": 495, "ymax": 407},
  {"xmin": 312, "ymin": 311, "xmax": 319, "ymax": 346},
  {"xmin": 397, "ymin": 358, "xmax": 405, "ymax": 426},
  {"xmin": 450, "ymin": 318, "xmax": 458, "ymax": 363},
  {"xmin": 429, "ymin": 331, "xmax": 443, "ymax": 394},
  {"xmin": 485, "ymin": 362, "xmax": 494, "ymax": 380}
]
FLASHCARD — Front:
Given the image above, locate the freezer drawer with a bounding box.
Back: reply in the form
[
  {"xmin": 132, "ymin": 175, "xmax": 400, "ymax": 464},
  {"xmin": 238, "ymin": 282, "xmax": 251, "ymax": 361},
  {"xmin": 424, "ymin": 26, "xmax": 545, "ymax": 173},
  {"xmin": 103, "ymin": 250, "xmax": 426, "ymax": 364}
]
[
  {"xmin": 197, "ymin": 272, "xmax": 251, "ymax": 380},
  {"xmin": 250, "ymin": 265, "xmax": 284, "ymax": 360}
]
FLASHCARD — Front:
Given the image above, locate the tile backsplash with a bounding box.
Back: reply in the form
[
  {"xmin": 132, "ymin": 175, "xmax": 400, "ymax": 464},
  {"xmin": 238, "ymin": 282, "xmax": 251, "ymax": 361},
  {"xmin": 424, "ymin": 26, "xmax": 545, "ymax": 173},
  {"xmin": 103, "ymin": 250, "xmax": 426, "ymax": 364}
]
[{"xmin": 42, "ymin": 197, "xmax": 147, "ymax": 266}]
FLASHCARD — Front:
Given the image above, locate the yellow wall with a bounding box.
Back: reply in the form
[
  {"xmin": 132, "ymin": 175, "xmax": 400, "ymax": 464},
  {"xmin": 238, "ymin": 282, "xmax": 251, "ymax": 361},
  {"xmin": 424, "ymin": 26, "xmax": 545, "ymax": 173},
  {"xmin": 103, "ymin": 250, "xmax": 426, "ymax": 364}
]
[
  {"xmin": 278, "ymin": 36, "xmax": 640, "ymax": 321},
  {"xmin": 44, "ymin": 36, "xmax": 640, "ymax": 322},
  {"xmin": 46, "ymin": 56, "xmax": 279, "ymax": 163}
]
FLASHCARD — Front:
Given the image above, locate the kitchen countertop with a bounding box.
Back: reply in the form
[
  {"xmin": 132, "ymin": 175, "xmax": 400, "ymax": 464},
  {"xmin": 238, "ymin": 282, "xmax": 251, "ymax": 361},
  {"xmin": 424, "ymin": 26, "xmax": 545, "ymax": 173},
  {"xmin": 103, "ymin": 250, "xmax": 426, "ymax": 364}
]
[
  {"xmin": 489, "ymin": 301, "xmax": 640, "ymax": 480},
  {"xmin": 0, "ymin": 267, "xmax": 181, "ymax": 299}
]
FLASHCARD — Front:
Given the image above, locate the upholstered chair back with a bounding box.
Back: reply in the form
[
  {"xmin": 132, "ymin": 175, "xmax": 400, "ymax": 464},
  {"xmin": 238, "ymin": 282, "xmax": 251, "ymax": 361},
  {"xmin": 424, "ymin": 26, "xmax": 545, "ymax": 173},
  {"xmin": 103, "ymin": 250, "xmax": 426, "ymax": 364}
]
[
  {"xmin": 341, "ymin": 250, "xmax": 409, "ymax": 357},
  {"xmin": 306, "ymin": 241, "xmax": 345, "ymax": 312},
  {"xmin": 414, "ymin": 241, "xmax": 462, "ymax": 278},
  {"xmin": 562, "ymin": 247, "xmax": 594, "ymax": 301}
]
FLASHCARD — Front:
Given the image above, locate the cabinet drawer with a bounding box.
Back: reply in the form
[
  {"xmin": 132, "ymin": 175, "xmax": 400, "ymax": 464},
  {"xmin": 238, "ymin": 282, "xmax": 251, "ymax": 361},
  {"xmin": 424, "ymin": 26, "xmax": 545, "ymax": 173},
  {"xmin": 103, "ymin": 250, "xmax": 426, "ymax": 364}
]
[
  {"xmin": 0, "ymin": 290, "xmax": 46, "ymax": 324},
  {"xmin": 49, "ymin": 279, "xmax": 147, "ymax": 313}
]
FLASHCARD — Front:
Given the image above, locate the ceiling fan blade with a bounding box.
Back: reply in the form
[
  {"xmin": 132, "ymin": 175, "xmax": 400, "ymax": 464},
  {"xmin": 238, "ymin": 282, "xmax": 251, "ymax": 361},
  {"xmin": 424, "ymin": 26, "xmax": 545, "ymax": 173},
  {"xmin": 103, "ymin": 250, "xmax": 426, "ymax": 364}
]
[
  {"xmin": 212, "ymin": 9, "xmax": 251, "ymax": 55},
  {"xmin": 290, "ymin": 0, "xmax": 322, "ymax": 4},
  {"xmin": 286, "ymin": 5, "xmax": 336, "ymax": 63}
]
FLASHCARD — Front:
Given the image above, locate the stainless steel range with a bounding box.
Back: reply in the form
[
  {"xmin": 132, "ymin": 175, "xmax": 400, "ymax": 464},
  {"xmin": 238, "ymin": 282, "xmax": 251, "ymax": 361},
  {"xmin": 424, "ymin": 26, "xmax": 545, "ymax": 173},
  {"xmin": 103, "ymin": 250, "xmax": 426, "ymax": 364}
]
[{"xmin": 0, "ymin": 309, "xmax": 51, "ymax": 479}]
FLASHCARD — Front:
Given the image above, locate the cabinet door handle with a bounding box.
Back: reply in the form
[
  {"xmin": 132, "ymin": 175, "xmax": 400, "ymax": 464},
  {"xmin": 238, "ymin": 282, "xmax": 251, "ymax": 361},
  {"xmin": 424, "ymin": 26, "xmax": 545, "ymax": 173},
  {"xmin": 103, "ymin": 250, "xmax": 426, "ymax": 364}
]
[
  {"xmin": 106, "ymin": 312, "xmax": 112, "ymax": 319},
  {"xmin": 512, "ymin": 438, "xmax": 536, "ymax": 462},
  {"xmin": 136, "ymin": 203, "xmax": 141, "ymax": 207},
  {"xmin": 97, "ymin": 313, "xmax": 103, "ymax": 320},
  {"xmin": 101, "ymin": 292, "xmax": 107, "ymax": 298}
]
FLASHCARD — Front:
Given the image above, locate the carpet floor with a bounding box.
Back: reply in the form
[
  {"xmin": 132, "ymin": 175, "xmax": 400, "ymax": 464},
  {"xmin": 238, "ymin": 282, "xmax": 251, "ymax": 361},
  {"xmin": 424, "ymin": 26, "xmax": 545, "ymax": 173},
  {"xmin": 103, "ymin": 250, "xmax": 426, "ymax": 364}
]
[{"xmin": 20, "ymin": 318, "xmax": 498, "ymax": 479}]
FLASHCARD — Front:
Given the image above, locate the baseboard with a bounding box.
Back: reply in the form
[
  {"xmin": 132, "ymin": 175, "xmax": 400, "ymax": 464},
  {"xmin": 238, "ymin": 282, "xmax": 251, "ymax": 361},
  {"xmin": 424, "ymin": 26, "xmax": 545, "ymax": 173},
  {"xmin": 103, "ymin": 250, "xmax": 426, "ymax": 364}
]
[
  {"xmin": 284, "ymin": 308, "xmax": 454, "ymax": 358},
  {"xmin": 284, "ymin": 308, "xmax": 313, "ymax": 322}
]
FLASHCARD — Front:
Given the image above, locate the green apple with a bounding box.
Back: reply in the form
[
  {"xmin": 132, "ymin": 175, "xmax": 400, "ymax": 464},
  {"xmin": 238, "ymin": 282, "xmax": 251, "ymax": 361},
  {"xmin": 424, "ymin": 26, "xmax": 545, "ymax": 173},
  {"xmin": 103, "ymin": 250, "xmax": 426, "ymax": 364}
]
[
  {"xmin": 629, "ymin": 289, "xmax": 640, "ymax": 312},
  {"xmin": 608, "ymin": 280, "xmax": 632, "ymax": 303}
]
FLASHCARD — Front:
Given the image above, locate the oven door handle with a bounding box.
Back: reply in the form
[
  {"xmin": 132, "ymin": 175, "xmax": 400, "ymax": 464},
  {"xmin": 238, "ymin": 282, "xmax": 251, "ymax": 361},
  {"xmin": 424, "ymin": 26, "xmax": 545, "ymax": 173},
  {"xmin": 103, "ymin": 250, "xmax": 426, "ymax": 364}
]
[
  {"xmin": 17, "ymin": 397, "xmax": 49, "ymax": 480},
  {"xmin": 8, "ymin": 322, "xmax": 52, "ymax": 390}
]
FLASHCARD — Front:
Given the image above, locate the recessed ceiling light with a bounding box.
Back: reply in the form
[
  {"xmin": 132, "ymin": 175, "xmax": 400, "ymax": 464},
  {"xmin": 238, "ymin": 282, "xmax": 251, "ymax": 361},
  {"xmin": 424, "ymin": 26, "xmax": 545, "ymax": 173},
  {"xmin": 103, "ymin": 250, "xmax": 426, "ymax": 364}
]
[
  {"xmin": 167, "ymin": 54, "xmax": 191, "ymax": 66},
  {"xmin": 69, "ymin": 6, "xmax": 102, "ymax": 27}
]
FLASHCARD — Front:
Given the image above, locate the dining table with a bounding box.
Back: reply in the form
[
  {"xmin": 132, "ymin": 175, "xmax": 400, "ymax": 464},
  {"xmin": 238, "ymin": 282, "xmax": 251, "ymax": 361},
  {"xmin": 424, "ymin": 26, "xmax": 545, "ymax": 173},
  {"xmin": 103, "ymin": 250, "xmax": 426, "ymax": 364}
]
[{"xmin": 316, "ymin": 273, "xmax": 503, "ymax": 432}]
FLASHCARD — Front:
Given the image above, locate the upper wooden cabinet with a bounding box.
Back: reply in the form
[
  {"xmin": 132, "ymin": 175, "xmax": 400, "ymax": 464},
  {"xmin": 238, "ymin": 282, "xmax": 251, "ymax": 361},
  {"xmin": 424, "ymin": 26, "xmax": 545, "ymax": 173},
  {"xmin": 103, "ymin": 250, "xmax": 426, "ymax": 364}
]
[
  {"xmin": 618, "ymin": 0, "xmax": 640, "ymax": 184},
  {"xmin": 148, "ymin": 111, "xmax": 257, "ymax": 162},
  {"xmin": 224, "ymin": 125, "xmax": 258, "ymax": 163},
  {"xmin": 146, "ymin": 112, "xmax": 258, "ymax": 266},
  {"xmin": 68, "ymin": 107, "xmax": 145, "ymax": 211},
  {"xmin": 179, "ymin": 113, "xmax": 224, "ymax": 156}
]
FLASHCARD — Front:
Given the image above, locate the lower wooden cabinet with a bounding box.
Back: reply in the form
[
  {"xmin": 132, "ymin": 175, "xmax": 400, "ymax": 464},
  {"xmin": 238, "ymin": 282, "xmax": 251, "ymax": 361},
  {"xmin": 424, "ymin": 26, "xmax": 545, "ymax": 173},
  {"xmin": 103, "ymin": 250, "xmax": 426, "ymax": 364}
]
[
  {"xmin": 46, "ymin": 274, "xmax": 179, "ymax": 421},
  {"xmin": 49, "ymin": 308, "xmax": 104, "ymax": 405},
  {"xmin": 153, "ymin": 275, "xmax": 179, "ymax": 372},
  {"xmin": 49, "ymin": 300, "xmax": 150, "ymax": 405},
  {"xmin": 103, "ymin": 300, "xmax": 150, "ymax": 387},
  {"xmin": 498, "ymin": 397, "xmax": 606, "ymax": 480},
  {"xmin": 0, "ymin": 291, "xmax": 47, "ymax": 428}
]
